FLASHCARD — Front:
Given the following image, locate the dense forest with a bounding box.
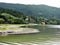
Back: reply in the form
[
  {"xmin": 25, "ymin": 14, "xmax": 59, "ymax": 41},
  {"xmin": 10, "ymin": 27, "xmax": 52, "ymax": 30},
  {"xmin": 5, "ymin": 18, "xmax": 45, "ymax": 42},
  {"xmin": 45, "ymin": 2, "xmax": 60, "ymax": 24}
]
[
  {"xmin": 0, "ymin": 7, "xmax": 60, "ymax": 24},
  {"xmin": 0, "ymin": 7, "xmax": 37, "ymax": 24},
  {"xmin": 0, "ymin": 3, "xmax": 60, "ymax": 19},
  {"xmin": 0, "ymin": 3, "xmax": 60, "ymax": 24}
]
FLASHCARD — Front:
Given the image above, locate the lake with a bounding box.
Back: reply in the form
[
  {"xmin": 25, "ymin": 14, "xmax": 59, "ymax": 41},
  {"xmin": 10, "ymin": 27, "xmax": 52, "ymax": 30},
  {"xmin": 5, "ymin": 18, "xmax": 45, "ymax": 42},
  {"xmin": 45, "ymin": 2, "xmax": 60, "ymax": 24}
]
[{"xmin": 0, "ymin": 25, "xmax": 60, "ymax": 45}]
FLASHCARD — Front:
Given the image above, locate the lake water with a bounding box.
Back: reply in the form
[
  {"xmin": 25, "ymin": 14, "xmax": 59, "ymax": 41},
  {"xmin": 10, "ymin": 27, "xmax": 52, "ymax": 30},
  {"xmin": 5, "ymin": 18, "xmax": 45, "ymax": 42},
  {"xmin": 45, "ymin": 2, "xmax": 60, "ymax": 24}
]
[{"xmin": 0, "ymin": 25, "xmax": 60, "ymax": 45}]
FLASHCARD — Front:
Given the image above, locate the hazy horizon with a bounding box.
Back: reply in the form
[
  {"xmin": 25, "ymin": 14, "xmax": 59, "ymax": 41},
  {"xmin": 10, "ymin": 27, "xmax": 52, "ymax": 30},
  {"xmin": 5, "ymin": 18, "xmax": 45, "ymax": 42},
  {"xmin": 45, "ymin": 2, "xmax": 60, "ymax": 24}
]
[{"xmin": 0, "ymin": 0, "xmax": 60, "ymax": 7}]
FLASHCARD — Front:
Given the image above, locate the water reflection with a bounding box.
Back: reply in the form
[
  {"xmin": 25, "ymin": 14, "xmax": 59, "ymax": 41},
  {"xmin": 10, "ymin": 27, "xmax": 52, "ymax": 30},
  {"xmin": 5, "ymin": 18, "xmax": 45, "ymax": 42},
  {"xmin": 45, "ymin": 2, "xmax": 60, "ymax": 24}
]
[
  {"xmin": 46, "ymin": 25, "xmax": 60, "ymax": 28},
  {"xmin": 0, "ymin": 25, "xmax": 60, "ymax": 45}
]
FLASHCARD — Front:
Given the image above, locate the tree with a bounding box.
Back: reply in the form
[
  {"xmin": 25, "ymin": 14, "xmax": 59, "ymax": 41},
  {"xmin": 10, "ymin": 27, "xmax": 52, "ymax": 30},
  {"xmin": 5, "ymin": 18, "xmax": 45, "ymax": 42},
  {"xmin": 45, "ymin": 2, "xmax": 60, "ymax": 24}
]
[
  {"xmin": 47, "ymin": 18, "xmax": 58, "ymax": 24},
  {"xmin": 0, "ymin": 18, "xmax": 5, "ymax": 23},
  {"xmin": 14, "ymin": 18, "xmax": 26, "ymax": 24}
]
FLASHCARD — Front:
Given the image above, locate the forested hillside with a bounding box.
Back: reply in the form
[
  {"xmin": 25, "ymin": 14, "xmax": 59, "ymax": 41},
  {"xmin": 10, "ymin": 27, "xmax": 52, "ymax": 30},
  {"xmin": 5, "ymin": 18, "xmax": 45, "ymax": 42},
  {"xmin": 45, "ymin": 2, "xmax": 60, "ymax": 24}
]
[
  {"xmin": 0, "ymin": 3, "xmax": 60, "ymax": 19},
  {"xmin": 0, "ymin": 7, "xmax": 37, "ymax": 24},
  {"xmin": 0, "ymin": 3, "xmax": 60, "ymax": 24}
]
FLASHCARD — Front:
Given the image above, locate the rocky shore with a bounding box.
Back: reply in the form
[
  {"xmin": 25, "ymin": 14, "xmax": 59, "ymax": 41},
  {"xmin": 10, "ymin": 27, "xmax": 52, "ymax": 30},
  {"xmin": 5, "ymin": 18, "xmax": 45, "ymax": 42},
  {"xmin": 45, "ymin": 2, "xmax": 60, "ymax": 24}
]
[{"xmin": 0, "ymin": 28, "xmax": 40, "ymax": 36}]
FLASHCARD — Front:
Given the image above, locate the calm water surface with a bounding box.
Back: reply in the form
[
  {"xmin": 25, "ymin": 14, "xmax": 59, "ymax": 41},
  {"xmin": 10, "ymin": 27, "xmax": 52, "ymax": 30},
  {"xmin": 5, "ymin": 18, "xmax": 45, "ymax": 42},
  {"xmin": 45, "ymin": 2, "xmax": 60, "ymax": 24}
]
[{"xmin": 0, "ymin": 25, "xmax": 60, "ymax": 45}]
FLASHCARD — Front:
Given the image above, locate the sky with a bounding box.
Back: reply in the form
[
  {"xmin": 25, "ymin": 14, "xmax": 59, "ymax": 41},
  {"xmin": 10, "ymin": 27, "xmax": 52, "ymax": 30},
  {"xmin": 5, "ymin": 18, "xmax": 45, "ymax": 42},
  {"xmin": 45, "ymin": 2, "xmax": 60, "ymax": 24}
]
[{"xmin": 0, "ymin": 0, "xmax": 60, "ymax": 7}]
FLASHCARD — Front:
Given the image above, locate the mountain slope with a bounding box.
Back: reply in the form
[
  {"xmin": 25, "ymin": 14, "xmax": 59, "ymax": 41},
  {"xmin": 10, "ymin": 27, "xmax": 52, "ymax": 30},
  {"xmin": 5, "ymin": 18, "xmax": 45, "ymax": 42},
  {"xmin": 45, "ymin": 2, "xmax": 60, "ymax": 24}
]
[
  {"xmin": 0, "ymin": 2, "xmax": 60, "ymax": 19},
  {"xmin": 0, "ymin": 7, "xmax": 37, "ymax": 24},
  {"xmin": 0, "ymin": 3, "xmax": 60, "ymax": 24}
]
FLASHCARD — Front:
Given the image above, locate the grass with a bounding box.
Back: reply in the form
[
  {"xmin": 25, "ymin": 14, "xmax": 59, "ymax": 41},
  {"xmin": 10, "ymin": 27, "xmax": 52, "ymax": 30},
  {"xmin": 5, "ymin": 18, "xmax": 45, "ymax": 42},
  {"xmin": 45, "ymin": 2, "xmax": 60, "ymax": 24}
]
[
  {"xmin": 0, "ymin": 24, "xmax": 39, "ymax": 30},
  {"xmin": 0, "ymin": 27, "xmax": 6, "ymax": 30},
  {"xmin": 0, "ymin": 24, "xmax": 26, "ymax": 30}
]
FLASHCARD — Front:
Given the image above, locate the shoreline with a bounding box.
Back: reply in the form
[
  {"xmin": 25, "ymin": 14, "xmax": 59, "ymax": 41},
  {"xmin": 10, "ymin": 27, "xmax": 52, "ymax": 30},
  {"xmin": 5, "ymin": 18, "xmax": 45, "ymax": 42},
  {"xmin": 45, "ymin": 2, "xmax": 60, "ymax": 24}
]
[{"xmin": 0, "ymin": 28, "xmax": 40, "ymax": 36}]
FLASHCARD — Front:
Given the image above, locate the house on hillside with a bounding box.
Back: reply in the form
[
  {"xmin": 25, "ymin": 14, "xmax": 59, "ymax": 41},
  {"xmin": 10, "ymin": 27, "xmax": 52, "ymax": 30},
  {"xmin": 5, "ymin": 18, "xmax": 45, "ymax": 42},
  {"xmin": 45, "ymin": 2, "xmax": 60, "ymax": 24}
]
[{"xmin": 41, "ymin": 22, "xmax": 46, "ymax": 26}]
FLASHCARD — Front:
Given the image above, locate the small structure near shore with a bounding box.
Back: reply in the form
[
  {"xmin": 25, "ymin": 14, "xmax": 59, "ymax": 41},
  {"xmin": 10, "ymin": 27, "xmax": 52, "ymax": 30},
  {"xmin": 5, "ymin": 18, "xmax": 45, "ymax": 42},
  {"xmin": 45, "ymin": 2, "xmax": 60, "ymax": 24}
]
[{"xmin": 41, "ymin": 22, "xmax": 46, "ymax": 26}]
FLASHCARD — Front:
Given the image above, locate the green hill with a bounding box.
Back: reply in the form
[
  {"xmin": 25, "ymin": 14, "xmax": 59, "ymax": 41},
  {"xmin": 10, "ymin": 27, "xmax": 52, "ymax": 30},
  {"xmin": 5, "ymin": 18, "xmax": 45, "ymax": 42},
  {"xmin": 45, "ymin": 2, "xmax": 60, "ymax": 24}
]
[
  {"xmin": 0, "ymin": 7, "xmax": 36, "ymax": 24},
  {"xmin": 0, "ymin": 3, "xmax": 60, "ymax": 19},
  {"xmin": 0, "ymin": 3, "xmax": 60, "ymax": 24}
]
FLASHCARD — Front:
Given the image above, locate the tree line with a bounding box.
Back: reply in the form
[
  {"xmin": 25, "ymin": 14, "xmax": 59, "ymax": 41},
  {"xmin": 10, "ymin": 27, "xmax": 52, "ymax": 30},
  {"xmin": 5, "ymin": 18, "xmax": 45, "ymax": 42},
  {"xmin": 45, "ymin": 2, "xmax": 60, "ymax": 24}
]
[
  {"xmin": 0, "ymin": 7, "xmax": 60, "ymax": 24},
  {"xmin": 0, "ymin": 7, "xmax": 37, "ymax": 24}
]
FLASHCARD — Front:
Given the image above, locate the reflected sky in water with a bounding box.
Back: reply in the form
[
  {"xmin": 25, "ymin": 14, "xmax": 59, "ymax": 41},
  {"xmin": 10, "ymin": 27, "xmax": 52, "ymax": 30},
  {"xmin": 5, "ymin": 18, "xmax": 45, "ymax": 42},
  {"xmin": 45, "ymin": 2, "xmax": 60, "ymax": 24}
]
[{"xmin": 46, "ymin": 25, "xmax": 60, "ymax": 28}]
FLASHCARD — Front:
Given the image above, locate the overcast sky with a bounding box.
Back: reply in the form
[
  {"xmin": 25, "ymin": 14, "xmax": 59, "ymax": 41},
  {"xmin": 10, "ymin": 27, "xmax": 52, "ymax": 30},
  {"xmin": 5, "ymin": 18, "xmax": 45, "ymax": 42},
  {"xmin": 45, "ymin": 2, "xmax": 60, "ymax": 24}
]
[{"xmin": 0, "ymin": 0, "xmax": 60, "ymax": 7}]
